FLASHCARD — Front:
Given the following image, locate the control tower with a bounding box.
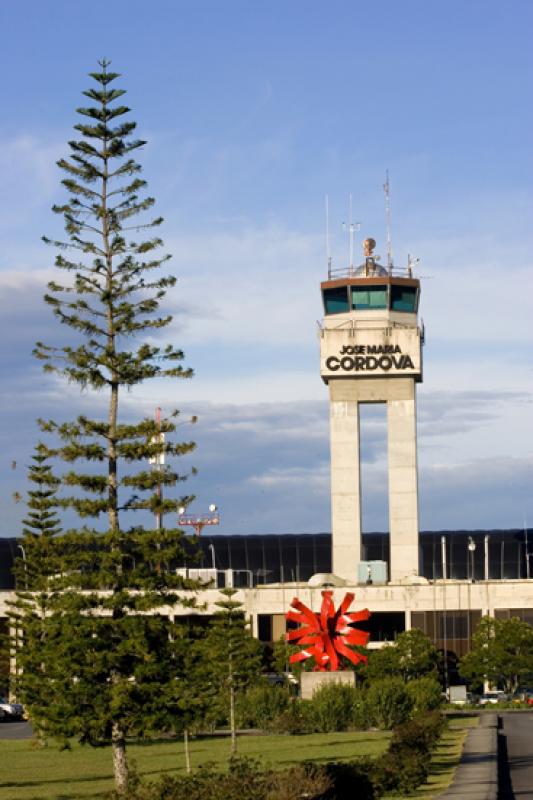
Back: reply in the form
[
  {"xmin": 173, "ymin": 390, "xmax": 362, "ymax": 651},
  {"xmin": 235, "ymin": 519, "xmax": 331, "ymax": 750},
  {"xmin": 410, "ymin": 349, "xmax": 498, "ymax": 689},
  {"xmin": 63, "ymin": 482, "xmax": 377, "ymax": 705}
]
[{"xmin": 319, "ymin": 238, "xmax": 423, "ymax": 583}]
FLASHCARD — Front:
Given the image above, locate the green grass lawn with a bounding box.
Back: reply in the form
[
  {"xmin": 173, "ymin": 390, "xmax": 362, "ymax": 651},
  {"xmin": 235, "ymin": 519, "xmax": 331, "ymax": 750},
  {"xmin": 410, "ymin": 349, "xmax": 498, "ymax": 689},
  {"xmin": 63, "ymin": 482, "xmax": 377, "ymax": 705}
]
[
  {"xmin": 0, "ymin": 730, "xmax": 391, "ymax": 800},
  {"xmin": 384, "ymin": 714, "xmax": 479, "ymax": 800}
]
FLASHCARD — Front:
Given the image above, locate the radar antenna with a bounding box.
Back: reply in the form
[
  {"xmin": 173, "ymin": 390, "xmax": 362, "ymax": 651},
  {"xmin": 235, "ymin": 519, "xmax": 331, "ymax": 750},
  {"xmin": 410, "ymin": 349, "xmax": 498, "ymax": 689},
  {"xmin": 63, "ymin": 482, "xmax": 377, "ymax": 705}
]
[{"xmin": 383, "ymin": 170, "xmax": 393, "ymax": 272}]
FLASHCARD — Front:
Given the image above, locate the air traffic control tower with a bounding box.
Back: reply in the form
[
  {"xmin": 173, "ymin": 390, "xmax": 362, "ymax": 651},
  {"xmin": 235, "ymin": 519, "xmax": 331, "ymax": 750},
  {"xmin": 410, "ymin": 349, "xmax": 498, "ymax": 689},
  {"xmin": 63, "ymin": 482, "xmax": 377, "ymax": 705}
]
[{"xmin": 319, "ymin": 238, "xmax": 423, "ymax": 584}]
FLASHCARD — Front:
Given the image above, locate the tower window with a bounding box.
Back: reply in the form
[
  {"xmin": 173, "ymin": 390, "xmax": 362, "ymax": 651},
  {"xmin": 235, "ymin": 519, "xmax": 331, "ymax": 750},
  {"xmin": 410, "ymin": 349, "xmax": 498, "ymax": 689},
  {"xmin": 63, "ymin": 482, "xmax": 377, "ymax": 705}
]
[
  {"xmin": 391, "ymin": 285, "xmax": 417, "ymax": 312},
  {"xmin": 323, "ymin": 286, "xmax": 349, "ymax": 314},
  {"xmin": 352, "ymin": 286, "xmax": 387, "ymax": 310}
]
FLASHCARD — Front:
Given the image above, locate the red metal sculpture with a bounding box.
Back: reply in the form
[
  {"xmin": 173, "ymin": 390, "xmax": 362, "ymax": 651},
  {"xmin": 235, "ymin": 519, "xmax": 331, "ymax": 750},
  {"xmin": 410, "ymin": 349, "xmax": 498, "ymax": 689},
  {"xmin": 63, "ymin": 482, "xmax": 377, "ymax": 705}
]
[{"xmin": 286, "ymin": 591, "xmax": 370, "ymax": 671}]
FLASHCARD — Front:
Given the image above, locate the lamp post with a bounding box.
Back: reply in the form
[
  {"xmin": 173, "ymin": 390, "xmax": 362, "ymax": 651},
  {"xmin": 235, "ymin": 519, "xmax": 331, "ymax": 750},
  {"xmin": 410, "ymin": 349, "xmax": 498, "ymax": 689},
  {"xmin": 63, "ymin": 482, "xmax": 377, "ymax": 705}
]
[
  {"xmin": 468, "ymin": 537, "xmax": 476, "ymax": 582},
  {"xmin": 17, "ymin": 544, "xmax": 27, "ymax": 590}
]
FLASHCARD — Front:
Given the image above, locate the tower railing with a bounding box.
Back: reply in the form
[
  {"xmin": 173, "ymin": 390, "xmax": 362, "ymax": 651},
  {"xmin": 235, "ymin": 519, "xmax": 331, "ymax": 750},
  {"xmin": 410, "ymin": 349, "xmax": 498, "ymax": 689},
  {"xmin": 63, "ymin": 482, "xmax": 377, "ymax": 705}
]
[{"xmin": 327, "ymin": 263, "xmax": 414, "ymax": 280}]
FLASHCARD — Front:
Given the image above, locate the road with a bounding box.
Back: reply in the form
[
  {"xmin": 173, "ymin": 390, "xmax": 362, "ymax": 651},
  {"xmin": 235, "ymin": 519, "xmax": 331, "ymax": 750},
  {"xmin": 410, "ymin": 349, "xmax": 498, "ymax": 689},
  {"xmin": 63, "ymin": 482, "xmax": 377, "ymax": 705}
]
[
  {"xmin": 500, "ymin": 713, "xmax": 533, "ymax": 799},
  {"xmin": 0, "ymin": 720, "xmax": 32, "ymax": 740}
]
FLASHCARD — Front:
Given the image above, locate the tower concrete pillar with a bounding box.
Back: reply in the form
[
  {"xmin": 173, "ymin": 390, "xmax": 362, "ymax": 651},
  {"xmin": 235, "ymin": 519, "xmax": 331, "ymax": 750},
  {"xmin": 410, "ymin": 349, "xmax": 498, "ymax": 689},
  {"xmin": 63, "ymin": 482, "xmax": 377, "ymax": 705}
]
[
  {"xmin": 330, "ymin": 396, "xmax": 362, "ymax": 580},
  {"xmin": 387, "ymin": 388, "xmax": 419, "ymax": 581}
]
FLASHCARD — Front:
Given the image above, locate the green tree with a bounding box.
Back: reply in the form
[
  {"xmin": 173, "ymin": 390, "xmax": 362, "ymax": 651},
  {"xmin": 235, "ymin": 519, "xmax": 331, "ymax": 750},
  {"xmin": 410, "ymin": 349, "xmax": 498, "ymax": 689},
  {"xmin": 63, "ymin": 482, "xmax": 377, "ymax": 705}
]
[
  {"xmin": 363, "ymin": 629, "xmax": 438, "ymax": 684},
  {"xmin": 459, "ymin": 615, "xmax": 533, "ymax": 693},
  {"xmin": 7, "ymin": 446, "xmax": 63, "ymax": 743},
  {"xmin": 13, "ymin": 61, "xmax": 199, "ymax": 793},
  {"xmin": 396, "ymin": 628, "xmax": 439, "ymax": 681},
  {"xmin": 196, "ymin": 589, "xmax": 263, "ymax": 754}
]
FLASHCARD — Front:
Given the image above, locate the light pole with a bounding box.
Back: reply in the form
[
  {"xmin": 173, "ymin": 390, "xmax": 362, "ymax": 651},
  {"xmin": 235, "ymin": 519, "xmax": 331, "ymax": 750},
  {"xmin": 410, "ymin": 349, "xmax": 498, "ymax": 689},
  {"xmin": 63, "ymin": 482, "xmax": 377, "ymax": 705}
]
[
  {"xmin": 17, "ymin": 544, "xmax": 27, "ymax": 589},
  {"xmin": 468, "ymin": 537, "xmax": 476, "ymax": 582}
]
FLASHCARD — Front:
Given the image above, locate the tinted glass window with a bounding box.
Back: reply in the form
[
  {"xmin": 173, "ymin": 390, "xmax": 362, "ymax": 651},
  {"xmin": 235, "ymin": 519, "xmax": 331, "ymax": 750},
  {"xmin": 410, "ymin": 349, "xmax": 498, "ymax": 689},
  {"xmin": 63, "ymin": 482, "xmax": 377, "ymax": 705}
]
[
  {"xmin": 391, "ymin": 285, "xmax": 417, "ymax": 312},
  {"xmin": 352, "ymin": 286, "xmax": 387, "ymax": 310},
  {"xmin": 323, "ymin": 287, "xmax": 349, "ymax": 314}
]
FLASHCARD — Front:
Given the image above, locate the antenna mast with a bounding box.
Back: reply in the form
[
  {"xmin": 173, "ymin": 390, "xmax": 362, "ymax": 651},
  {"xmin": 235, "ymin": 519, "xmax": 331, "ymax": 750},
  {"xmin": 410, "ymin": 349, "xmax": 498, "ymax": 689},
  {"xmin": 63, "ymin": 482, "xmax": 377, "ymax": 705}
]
[
  {"xmin": 342, "ymin": 193, "xmax": 361, "ymax": 275},
  {"xmin": 384, "ymin": 170, "xmax": 393, "ymax": 272},
  {"xmin": 325, "ymin": 194, "xmax": 332, "ymax": 278}
]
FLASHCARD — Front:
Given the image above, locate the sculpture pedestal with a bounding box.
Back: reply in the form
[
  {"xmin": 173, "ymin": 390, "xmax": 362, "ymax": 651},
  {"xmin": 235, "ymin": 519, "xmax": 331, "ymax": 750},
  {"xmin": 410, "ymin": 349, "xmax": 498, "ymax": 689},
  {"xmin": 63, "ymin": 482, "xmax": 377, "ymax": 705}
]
[{"xmin": 300, "ymin": 670, "xmax": 356, "ymax": 700}]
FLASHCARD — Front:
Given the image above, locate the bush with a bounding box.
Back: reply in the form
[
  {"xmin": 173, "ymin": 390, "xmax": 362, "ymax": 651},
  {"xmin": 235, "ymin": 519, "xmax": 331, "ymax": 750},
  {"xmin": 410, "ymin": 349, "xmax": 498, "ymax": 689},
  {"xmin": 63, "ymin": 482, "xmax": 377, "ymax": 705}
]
[
  {"xmin": 405, "ymin": 675, "xmax": 443, "ymax": 714},
  {"xmin": 323, "ymin": 759, "xmax": 377, "ymax": 800},
  {"xmin": 236, "ymin": 685, "xmax": 291, "ymax": 730},
  {"xmin": 391, "ymin": 710, "xmax": 445, "ymax": 754},
  {"xmin": 375, "ymin": 748, "xmax": 428, "ymax": 795},
  {"xmin": 365, "ymin": 678, "xmax": 413, "ymax": 729},
  {"xmin": 270, "ymin": 700, "xmax": 314, "ymax": 734},
  {"xmin": 307, "ymin": 682, "xmax": 359, "ymax": 733},
  {"xmin": 113, "ymin": 758, "xmax": 332, "ymax": 800},
  {"xmin": 351, "ymin": 692, "xmax": 372, "ymax": 730},
  {"xmin": 266, "ymin": 763, "xmax": 332, "ymax": 800},
  {"xmin": 374, "ymin": 711, "xmax": 445, "ymax": 795},
  {"xmin": 115, "ymin": 758, "xmax": 268, "ymax": 800}
]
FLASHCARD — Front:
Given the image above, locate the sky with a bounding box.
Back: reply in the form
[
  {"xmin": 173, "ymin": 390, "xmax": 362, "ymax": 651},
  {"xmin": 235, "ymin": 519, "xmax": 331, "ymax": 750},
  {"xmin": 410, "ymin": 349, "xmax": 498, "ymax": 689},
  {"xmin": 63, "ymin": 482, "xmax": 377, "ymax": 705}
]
[{"xmin": 0, "ymin": 0, "xmax": 532, "ymax": 537}]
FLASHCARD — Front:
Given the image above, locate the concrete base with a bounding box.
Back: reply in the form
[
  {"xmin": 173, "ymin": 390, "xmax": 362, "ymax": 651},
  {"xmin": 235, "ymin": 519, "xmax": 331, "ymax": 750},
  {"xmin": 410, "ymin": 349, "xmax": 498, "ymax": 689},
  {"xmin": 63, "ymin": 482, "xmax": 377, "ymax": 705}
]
[{"xmin": 300, "ymin": 670, "xmax": 356, "ymax": 700}]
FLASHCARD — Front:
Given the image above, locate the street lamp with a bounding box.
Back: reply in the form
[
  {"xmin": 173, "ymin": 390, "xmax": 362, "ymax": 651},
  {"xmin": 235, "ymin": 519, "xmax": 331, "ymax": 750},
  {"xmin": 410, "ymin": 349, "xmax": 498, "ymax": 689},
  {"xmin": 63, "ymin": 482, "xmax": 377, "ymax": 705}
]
[
  {"xmin": 468, "ymin": 537, "xmax": 476, "ymax": 582},
  {"xmin": 208, "ymin": 543, "xmax": 216, "ymax": 570}
]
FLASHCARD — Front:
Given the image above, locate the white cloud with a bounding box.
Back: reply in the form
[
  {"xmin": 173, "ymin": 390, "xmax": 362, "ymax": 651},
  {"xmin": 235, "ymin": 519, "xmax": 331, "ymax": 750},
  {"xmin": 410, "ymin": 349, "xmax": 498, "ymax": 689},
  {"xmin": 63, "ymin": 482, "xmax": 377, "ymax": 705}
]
[{"xmin": 247, "ymin": 464, "xmax": 329, "ymax": 490}]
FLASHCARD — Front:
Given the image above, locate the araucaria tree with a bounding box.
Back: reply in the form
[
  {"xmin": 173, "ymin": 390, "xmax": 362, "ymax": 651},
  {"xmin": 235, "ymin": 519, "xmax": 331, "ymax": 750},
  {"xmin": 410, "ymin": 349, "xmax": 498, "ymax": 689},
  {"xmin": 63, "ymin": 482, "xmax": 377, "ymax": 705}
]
[
  {"xmin": 195, "ymin": 589, "xmax": 263, "ymax": 755},
  {"xmin": 14, "ymin": 61, "xmax": 199, "ymax": 792}
]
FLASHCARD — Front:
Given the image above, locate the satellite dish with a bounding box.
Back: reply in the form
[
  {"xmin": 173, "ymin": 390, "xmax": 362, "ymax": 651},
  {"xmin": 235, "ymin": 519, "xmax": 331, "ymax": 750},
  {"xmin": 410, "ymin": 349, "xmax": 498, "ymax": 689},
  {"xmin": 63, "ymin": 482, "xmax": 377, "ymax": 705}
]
[{"xmin": 209, "ymin": 504, "xmax": 217, "ymax": 513}]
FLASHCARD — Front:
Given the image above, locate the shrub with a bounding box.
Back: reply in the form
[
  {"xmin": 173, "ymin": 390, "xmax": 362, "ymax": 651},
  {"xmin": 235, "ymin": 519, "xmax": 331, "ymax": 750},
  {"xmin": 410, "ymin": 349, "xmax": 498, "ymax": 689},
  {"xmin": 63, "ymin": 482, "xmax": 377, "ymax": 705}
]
[
  {"xmin": 365, "ymin": 678, "xmax": 413, "ymax": 729},
  {"xmin": 236, "ymin": 685, "xmax": 291, "ymax": 730},
  {"xmin": 266, "ymin": 763, "xmax": 332, "ymax": 800},
  {"xmin": 113, "ymin": 758, "xmax": 332, "ymax": 800},
  {"xmin": 323, "ymin": 759, "xmax": 377, "ymax": 800},
  {"xmin": 351, "ymin": 692, "xmax": 371, "ymax": 730},
  {"xmin": 376, "ymin": 748, "xmax": 428, "ymax": 795},
  {"xmin": 308, "ymin": 682, "xmax": 358, "ymax": 732},
  {"xmin": 390, "ymin": 710, "xmax": 445, "ymax": 754},
  {"xmin": 115, "ymin": 758, "xmax": 268, "ymax": 800},
  {"xmin": 374, "ymin": 711, "xmax": 445, "ymax": 795},
  {"xmin": 270, "ymin": 700, "xmax": 314, "ymax": 734},
  {"xmin": 405, "ymin": 675, "xmax": 443, "ymax": 714}
]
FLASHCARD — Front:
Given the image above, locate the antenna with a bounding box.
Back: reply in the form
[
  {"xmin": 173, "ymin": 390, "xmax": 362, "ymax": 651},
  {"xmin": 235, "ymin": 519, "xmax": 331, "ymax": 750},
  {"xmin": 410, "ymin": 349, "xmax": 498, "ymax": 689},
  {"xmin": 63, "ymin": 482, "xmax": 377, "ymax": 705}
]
[
  {"xmin": 325, "ymin": 194, "xmax": 332, "ymax": 278},
  {"xmin": 342, "ymin": 193, "xmax": 361, "ymax": 274},
  {"xmin": 383, "ymin": 170, "xmax": 393, "ymax": 272},
  {"xmin": 525, "ymin": 513, "xmax": 530, "ymax": 580}
]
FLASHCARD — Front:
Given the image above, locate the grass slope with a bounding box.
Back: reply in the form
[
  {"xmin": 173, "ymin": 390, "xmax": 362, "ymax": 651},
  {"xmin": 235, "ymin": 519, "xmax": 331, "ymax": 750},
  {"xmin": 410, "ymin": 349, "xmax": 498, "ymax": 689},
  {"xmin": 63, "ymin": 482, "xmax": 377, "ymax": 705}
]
[{"xmin": 0, "ymin": 730, "xmax": 391, "ymax": 800}]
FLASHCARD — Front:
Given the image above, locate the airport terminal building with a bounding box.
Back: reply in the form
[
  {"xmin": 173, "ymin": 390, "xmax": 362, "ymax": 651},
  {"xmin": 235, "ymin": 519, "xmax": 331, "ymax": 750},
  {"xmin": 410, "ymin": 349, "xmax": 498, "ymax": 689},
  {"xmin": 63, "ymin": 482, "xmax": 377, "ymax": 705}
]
[{"xmin": 1, "ymin": 239, "xmax": 532, "ymax": 671}]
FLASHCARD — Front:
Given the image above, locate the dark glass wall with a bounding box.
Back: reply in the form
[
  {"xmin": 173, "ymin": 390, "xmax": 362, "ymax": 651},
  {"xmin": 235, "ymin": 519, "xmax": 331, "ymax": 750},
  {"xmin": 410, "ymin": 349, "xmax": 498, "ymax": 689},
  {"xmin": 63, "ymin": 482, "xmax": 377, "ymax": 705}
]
[{"xmin": 1, "ymin": 529, "xmax": 531, "ymax": 589}]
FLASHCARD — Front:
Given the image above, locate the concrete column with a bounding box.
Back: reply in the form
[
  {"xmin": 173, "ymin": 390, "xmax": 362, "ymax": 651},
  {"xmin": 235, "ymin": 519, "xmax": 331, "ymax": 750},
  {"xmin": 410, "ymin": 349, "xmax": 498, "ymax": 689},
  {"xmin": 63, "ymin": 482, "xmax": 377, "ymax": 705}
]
[
  {"xmin": 388, "ymin": 392, "xmax": 419, "ymax": 581},
  {"xmin": 329, "ymin": 394, "xmax": 361, "ymax": 582}
]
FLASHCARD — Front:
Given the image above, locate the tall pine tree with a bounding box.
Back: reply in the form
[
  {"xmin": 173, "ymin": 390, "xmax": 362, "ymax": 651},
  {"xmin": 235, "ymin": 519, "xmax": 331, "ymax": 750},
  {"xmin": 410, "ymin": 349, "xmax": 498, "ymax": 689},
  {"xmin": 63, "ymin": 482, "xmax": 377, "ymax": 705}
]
[
  {"xmin": 195, "ymin": 589, "xmax": 263, "ymax": 755},
  {"xmin": 15, "ymin": 61, "xmax": 200, "ymax": 792}
]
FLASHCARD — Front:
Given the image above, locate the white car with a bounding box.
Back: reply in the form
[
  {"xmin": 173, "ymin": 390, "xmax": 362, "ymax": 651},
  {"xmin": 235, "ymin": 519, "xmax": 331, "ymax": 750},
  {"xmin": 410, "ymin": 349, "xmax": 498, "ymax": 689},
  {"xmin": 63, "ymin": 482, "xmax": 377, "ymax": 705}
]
[
  {"xmin": 0, "ymin": 697, "xmax": 24, "ymax": 721},
  {"xmin": 478, "ymin": 691, "xmax": 506, "ymax": 706}
]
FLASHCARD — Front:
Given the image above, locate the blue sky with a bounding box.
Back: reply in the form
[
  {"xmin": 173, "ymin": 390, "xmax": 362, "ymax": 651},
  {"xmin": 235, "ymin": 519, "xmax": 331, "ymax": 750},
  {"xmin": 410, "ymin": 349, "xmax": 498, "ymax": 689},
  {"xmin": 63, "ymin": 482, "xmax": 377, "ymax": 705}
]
[{"xmin": 1, "ymin": 0, "xmax": 532, "ymax": 536}]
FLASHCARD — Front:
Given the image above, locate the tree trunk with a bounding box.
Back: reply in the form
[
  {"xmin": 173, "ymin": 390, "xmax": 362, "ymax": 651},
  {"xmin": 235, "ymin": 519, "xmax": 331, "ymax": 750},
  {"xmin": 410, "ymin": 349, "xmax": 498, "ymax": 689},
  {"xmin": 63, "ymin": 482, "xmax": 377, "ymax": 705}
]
[
  {"xmin": 230, "ymin": 683, "xmax": 237, "ymax": 755},
  {"xmin": 111, "ymin": 722, "xmax": 129, "ymax": 793},
  {"xmin": 184, "ymin": 727, "xmax": 191, "ymax": 773}
]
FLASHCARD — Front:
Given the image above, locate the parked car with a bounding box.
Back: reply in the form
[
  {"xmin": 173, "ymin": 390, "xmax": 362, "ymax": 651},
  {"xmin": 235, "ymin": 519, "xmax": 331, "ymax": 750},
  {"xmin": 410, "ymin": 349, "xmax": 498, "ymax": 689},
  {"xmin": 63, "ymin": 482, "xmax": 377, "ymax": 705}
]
[
  {"xmin": 0, "ymin": 697, "xmax": 24, "ymax": 721},
  {"xmin": 478, "ymin": 691, "xmax": 508, "ymax": 705}
]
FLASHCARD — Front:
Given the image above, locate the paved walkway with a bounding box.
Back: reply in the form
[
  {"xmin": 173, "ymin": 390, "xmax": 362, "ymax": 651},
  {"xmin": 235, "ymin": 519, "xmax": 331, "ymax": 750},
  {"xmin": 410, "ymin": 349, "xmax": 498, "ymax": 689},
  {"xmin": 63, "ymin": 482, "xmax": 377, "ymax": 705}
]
[{"xmin": 439, "ymin": 714, "xmax": 498, "ymax": 799}]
